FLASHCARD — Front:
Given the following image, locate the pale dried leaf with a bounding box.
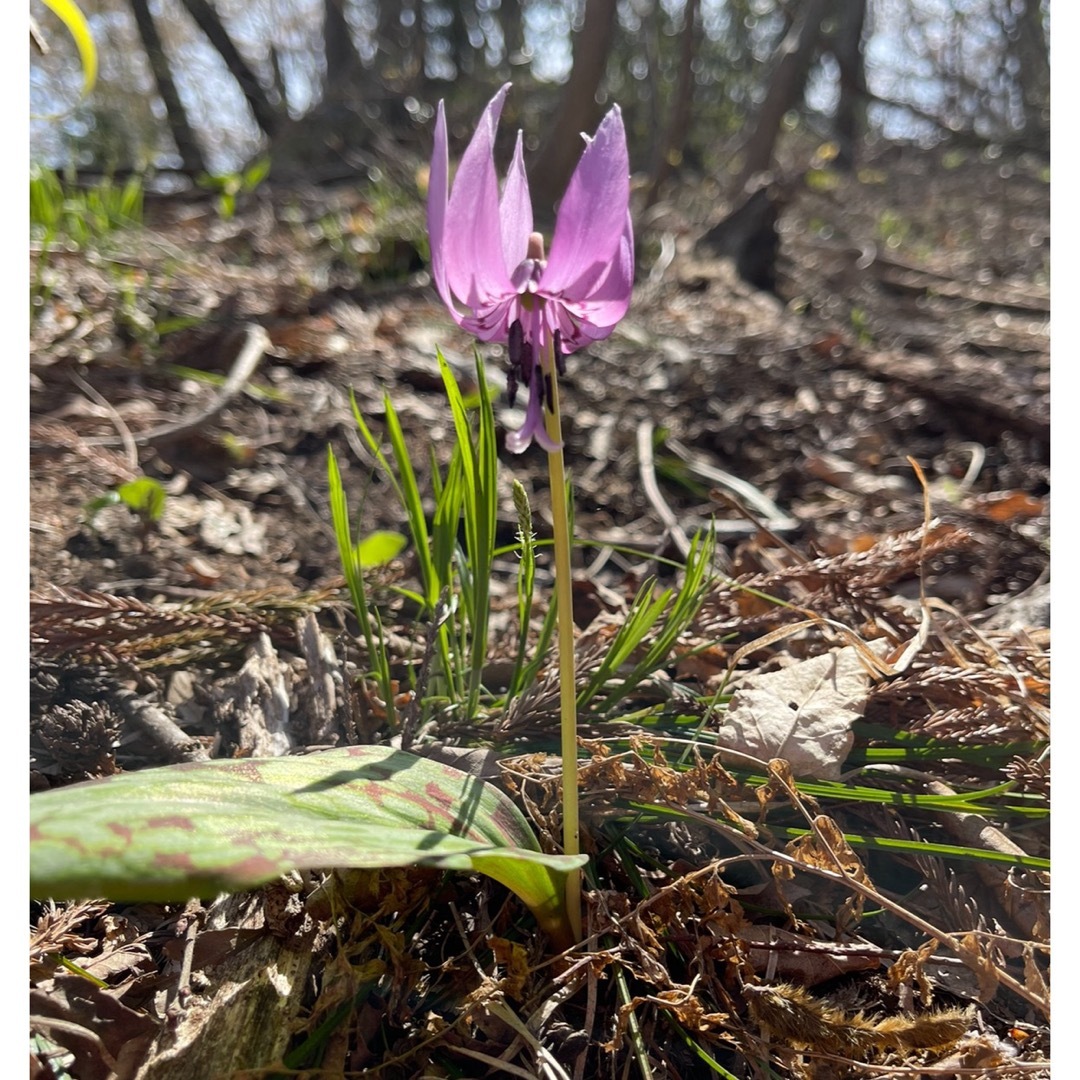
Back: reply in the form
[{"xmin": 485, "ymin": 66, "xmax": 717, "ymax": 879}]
[{"xmin": 718, "ymin": 644, "xmax": 886, "ymax": 779}]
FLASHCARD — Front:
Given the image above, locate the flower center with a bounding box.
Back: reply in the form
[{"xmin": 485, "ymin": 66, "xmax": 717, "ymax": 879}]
[{"xmin": 511, "ymin": 231, "xmax": 548, "ymax": 297}]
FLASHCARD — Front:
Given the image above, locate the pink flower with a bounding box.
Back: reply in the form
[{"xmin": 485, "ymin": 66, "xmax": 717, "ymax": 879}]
[{"xmin": 427, "ymin": 84, "xmax": 634, "ymax": 452}]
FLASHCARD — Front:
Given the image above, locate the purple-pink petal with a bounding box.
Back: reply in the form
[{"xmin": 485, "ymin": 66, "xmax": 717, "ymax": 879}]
[
  {"xmin": 542, "ymin": 106, "xmax": 630, "ymax": 297},
  {"xmin": 460, "ymin": 294, "xmax": 517, "ymax": 344},
  {"xmin": 550, "ymin": 212, "xmax": 634, "ymax": 330},
  {"xmin": 500, "ymin": 131, "xmax": 532, "ymax": 276},
  {"xmin": 506, "ymin": 381, "xmax": 561, "ymax": 453},
  {"xmin": 443, "ymin": 83, "xmax": 515, "ymax": 308},
  {"xmin": 426, "ymin": 101, "xmax": 463, "ymax": 324}
]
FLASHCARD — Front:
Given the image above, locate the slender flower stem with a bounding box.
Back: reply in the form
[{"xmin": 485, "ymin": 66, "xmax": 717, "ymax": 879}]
[{"xmin": 541, "ymin": 341, "xmax": 582, "ymax": 943}]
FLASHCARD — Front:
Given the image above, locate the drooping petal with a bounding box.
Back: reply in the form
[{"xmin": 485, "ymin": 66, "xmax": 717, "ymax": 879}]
[
  {"xmin": 500, "ymin": 131, "xmax": 532, "ymax": 275},
  {"xmin": 505, "ymin": 380, "xmax": 561, "ymax": 454},
  {"xmin": 425, "ymin": 85, "xmax": 636, "ymax": 453},
  {"xmin": 443, "ymin": 83, "xmax": 516, "ymax": 309},
  {"xmin": 542, "ymin": 105, "xmax": 631, "ymax": 297}
]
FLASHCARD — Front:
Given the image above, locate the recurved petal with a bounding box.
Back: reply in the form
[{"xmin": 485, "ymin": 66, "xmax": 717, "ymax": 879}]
[
  {"xmin": 426, "ymin": 101, "xmax": 462, "ymax": 321},
  {"xmin": 459, "ymin": 293, "xmax": 519, "ymax": 344},
  {"xmin": 500, "ymin": 131, "xmax": 532, "ymax": 274},
  {"xmin": 547, "ymin": 210, "xmax": 634, "ymax": 338},
  {"xmin": 444, "ymin": 83, "xmax": 515, "ymax": 308},
  {"xmin": 542, "ymin": 105, "xmax": 631, "ymax": 296}
]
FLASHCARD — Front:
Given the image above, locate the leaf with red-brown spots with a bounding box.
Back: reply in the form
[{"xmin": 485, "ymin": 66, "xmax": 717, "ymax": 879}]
[{"xmin": 30, "ymin": 746, "xmax": 586, "ymax": 946}]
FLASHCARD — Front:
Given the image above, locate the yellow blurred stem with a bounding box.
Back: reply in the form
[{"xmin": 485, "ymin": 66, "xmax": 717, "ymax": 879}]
[{"xmin": 541, "ymin": 347, "xmax": 582, "ymax": 944}]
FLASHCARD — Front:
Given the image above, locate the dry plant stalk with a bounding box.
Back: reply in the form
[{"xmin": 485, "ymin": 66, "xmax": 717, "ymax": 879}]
[
  {"xmin": 745, "ymin": 982, "xmax": 971, "ymax": 1057},
  {"xmin": 31, "ymin": 585, "xmax": 335, "ymax": 668},
  {"xmin": 694, "ymin": 521, "xmax": 975, "ymax": 639}
]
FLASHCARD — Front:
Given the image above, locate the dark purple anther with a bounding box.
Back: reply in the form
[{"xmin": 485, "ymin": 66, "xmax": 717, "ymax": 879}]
[{"xmin": 553, "ymin": 329, "xmax": 566, "ymax": 377}]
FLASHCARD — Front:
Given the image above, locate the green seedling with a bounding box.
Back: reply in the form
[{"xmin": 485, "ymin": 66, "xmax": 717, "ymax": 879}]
[
  {"xmin": 84, "ymin": 476, "xmax": 166, "ymax": 533},
  {"xmin": 197, "ymin": 156, "xmax": 271, "ymax": 220}
]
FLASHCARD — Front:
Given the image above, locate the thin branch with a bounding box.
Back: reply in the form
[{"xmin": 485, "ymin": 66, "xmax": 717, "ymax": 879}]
[{"xmin": 83, "ymin": 322, "xmax": 270, "ymax": 449}]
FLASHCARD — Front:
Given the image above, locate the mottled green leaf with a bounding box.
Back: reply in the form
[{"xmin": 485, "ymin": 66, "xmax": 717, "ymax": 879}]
[{"xmin": 31, "ymin": 746, "xmax": 586, "ymax": 945}]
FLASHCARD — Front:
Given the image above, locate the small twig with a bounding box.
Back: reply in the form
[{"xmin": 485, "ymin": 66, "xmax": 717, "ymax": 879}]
[
  {"xmin": 111, "ymin": 687, "xmax": 210, "ymax": 763},
  {"xmin": 636, "ymin": 419, "xmax": 692, "ymax": 559},
  {"xmin": 68, "ymin": 370, "xmax": 139, "ymax": 472},
  {"xmin": 172, "ymin": 902, "xmax": 204, "ymax": 1012},
  {"xmin": 83, "ymin": 322, "xmax": 270, "ymax": 448},
  {"xmin": 710, "ymin": 486, "xmax": 807, "ymax": 563},
  {"xmin": 666, "ymin": 436, "xmax": 799, "ymax": 534}
]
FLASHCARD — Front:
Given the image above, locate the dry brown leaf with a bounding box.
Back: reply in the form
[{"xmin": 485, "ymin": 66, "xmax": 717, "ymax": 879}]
[
  {"xmin": 965, "ymin": 490, "xmax": 1046, "ymax": 523},
  {"xmin": 718, "ymin": 644, "xmax": 884, "ymax": 779},
  {"xmin": 735, "ymin": 925, "xmax": 881, "ymax": 986},
  {"xmin": 955, "ymin": 932, "xmax": 1002, "ymax": 1003},
  {"xmin": 488, "ymin": 936, "xmax": 531, "ymax": 1001}
]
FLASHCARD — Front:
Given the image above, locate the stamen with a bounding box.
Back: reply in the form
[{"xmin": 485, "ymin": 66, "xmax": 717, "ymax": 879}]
[
  {"xmin": 508, "ymin": 320, "xmax": 524, "ymax": 366},
  {"xmin": 507, "ymin": 320, "xmax": 524, "ymax": 407},
  {"xmin": 553, "ymin": 329, "xmax": 566, "ymax": 377},
  {"xmin": 544, "ymin": 372, "xmax": 554, "ymax": 413},
  {"xmin": 519, "ymin": 337, "xmax": 533, "ymax": 383}
]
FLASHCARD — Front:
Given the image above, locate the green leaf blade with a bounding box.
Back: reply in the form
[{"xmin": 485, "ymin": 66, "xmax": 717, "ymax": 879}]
[{"xmin": 30, "ymin": 747, "xmax": 585, "ymax": 945}]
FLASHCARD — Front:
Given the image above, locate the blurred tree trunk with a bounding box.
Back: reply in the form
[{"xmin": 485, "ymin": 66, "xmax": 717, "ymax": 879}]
[
  {"xmin": 529, "ymin": 0, "xmax": 619, "ymax": 217},
  {"xmin": 450, "ymin": 2, "xmax": 477, "ymax": 77},
  {"xmin": 829, "ymin": 0, "xmax": 867, "ymax": 170},
  {"xmin": 371, "ymin": 0, "xmax": 403, "ymax": 85},
  {"xmin": 179, "ymin": 0, "xmax": 280, "ymax": 137},
  {"xmin": 129, "ymin": 0, "xmax": 206, "ymax": 172},
  {"xmin": 646, "ymin": 0, "xmax": 700, "ymax": 207},
  {"xmin": 324, "ymin": 0, "xmax": 361, "ymax": 98},
  {"xmin": 400, "ymin": 0, "xmax": 424, "ymax": 91},
  {"xmin": 643, "ymin": 3, "xmax": 662, "ymax": 169},
  {"xmin": 501, "ymin": 0, "xmax": 526, "ymax": 69},
  {"xmin": 1012, "ymin": 0, "xmax": 1050, "ymax": 149},
  {"xmin": 736, "ymin": 0, "xmax": 829, "ymax": 190}
]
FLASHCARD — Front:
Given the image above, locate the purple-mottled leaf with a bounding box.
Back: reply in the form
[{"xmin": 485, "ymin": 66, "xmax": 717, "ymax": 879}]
[{"xmin": 30, "ymin": 746, "xmax": 586, "ymax": 945}]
